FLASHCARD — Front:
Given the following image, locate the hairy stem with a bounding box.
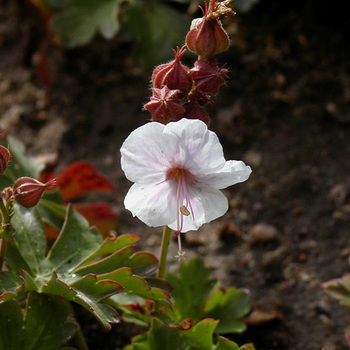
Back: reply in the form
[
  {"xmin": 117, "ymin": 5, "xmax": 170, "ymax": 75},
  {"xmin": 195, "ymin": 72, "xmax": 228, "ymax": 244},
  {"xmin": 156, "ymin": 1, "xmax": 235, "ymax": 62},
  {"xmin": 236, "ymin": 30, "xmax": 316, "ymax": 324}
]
[
  {"xmin": 0, "ymin": 197, "xmax": 10, "ymax": 271},
  {"xmin": 157, "ymin": 226, "xmax": 172, "ymax": 279}
]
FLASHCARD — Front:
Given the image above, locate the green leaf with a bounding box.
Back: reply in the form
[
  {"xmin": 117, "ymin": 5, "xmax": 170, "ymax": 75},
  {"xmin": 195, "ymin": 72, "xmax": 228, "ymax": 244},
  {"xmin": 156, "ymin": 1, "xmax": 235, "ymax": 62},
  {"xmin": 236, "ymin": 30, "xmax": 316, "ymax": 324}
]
[
  {"xmin": 37, "ymin": 194, "xmax": 66, "ymax": 232},
  {"xmin": 4, "ymin": 242, "xmax": 32, "ymax": 275},
  {"xmin": 4, "ymin": 204, "xmax": 168, "ymax": 331},
  {"xmin": 73, "ymin": 245, "xmax": 136, "ymax": 275},
  {"xmin": 0, "ymin": 271, "xmax": 23, "ymax": 302},
  {"xmin": 50, "ymin": 0, "xmax": 125, "ymax": 47},
  {"xmin": 4, "ymin": 136, "xmax": 44, "ymax": 182},
  {"xmin": 0, "ymin": 300, "xmax": 23, "ymax": 350},
  {"xmin": 203, "ymin": 287, "xmax": 250, "ymax": 334},
  {"xmin": 98, "ymin": 268, "xmax": 169, "ymax": 301},
  {"xmin": 40, "ymin": 272, "xmax": 120, "ymax": 329},
  {"xmin": 0, "ymin": 294, "xmax": 77, "ymax": 350},
  {"xmin": 78, "ymin": 233, "xmax": 140, "ymax": 265},
  {"xmin": 11, "ymin": 204, "xmax": 47, "ymax": 276},
  {"xmin": 123, "ymin": 2, "xmax": 190, "ymax": 69},
  {"xmin": 166, "ymin": 257, "xmax": 218, "ymax": 322},
  {"xmin": 144, "ymin": 318, "xmax": 219, "ymax": 350},
  {"xmin": 323, "ymin": 273, "xmax": 350, "ymax": 306},
  {"xmin": 70, "ymin": 274, "xmax": 124, "ymax": 301},
  {"xmin": 21, "ymin": 293, "xmax": 77, "ymax": 350},
  {"xmin": 46, "ymin": 205, "xmax": 103, "ymax": 274},
  {"xmin": 214, "ymin": 337, "xmax": 239, "ymax": 350},
  {"xmin": 239, "ymin": 345, "xmax": 255, "ymax": 350}
]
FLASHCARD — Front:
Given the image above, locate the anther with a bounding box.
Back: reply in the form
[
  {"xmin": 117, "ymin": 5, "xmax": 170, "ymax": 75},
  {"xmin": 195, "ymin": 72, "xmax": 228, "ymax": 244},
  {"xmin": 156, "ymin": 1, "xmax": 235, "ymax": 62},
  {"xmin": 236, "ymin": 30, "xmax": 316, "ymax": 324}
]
[{"xmin": 180, "ymin": 205, "xmax": 190, "ymax": 216}]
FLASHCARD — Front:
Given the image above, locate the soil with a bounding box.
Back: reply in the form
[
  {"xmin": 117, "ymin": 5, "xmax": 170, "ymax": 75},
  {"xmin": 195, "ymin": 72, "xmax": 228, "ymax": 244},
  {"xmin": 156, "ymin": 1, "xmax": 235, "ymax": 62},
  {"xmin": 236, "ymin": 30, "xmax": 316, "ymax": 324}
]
[{"xmin": 1, "ymin": 0, "xmax": 350, "ymax": 349}]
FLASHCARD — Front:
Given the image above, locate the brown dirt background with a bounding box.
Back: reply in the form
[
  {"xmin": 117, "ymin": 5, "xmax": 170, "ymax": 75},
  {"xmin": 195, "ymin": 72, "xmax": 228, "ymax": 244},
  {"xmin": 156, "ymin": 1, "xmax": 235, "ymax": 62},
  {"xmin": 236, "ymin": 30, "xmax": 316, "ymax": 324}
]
[{"xmin": 1, "ymin": 0, "xmax": 350, "ymax": 349}]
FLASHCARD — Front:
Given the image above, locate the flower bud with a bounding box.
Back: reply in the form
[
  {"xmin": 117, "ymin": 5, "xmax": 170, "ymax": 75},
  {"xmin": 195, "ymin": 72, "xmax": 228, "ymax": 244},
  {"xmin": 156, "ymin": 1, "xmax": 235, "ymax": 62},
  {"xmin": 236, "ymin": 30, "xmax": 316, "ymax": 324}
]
[
  {"xmin": 152, "ymin": 46, "xmax": 193, "ymax": 96},
  {"xmin": 190, "ymin": 58, "xmax": 228, "ymax": 96},
  {"xmin": 183, "ymin": 100, "xmax": 210, "ymax": 125},
  {"xmin": 13, "ymin": 176, "xmax": 57, "ymax": 208},
  {"xmin": 0, "ymin": 145, "xmax": 10, "ymax": 175},
  {"xmin": 186, "ymin": 17, "xmax": 230, "ymax": 58},
  {"xmin": 186, "ymin": 0, "xmax": 234, "ymax": 58},
  {"xmin": 144, "ymin": 86, "xmax": 186, "ymax": 123}
]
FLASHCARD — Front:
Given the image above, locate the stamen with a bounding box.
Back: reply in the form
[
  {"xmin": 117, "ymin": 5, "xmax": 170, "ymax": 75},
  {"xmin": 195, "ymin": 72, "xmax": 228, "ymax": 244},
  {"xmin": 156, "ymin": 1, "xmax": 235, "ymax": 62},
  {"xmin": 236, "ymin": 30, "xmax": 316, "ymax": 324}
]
[
  {"xmin": 174, "ymin": 168, "xmax": 195, "ymax": 234},
  {"xmin": 176, "ymin": 172, "xmax": 182, "ymax": 232},
  {"xmin": 180, "ymin": 205, "xmax": 190, "ymax": 216},
  {"xmin": 181, "ymin": 171, "xmax": 195, "ymax": 220}
]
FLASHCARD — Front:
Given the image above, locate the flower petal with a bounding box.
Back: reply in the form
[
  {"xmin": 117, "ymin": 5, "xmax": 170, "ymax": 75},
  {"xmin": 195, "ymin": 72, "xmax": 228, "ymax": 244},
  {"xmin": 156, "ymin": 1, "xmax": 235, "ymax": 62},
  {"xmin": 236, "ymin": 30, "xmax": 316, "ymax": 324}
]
[
  {"xmin": 162, "ymin": 119, "xmax": 226, "ymax": 172},
  {"xmin": 168, "ymin": 183, "xmax": 229, "ymax": 232},
  {"xmin": 124, "ymin": 181, "xmax": 177, "ymax": 227},
  {"xmin": 196, "ymin": 160, "xmax": 252, "ymax": 189},
  {"xmin": 120, "ymin": 122, "xmax": 170, "ymax": 184}
]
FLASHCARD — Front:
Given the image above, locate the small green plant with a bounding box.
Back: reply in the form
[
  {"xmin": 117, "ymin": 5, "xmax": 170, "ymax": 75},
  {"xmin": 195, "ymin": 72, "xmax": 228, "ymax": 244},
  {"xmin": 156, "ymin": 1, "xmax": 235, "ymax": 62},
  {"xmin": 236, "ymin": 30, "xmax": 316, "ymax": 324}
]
[{"xmin": 1, "ymin": 1, "xmax": 255, "ymax": 348}]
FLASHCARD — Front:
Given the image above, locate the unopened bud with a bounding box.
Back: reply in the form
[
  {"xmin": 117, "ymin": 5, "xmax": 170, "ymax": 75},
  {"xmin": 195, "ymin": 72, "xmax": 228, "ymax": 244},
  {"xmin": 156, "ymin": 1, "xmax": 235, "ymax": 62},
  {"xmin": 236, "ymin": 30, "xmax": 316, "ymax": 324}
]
[
  {"xmin": 186, "ymin": 0, "xmax": 234, "ymax": 58},
  {"xmin": 0, "ymin": 145, "xmax": 10, "ymax": 175},
  {"xmin": 190, "ymin": 58, "xmax": 228, "ymax": 96},
  {"xmin": 183, "ymin": 100, "xmax": 210, "ymax": 125},
  {"xmin": 186, "ymin": 17, "xmax": 230, "ymax": 58},
  {"xmin": 13, "ymin": 176, "xmax": 57, "ymax": 208},
  {"xmin": 144, "ymin": 86, "xmax": 186, "ymax": 123},
  {"xmin": 152, "ymin": 46, "xmax": 193, "ymax": 96}
]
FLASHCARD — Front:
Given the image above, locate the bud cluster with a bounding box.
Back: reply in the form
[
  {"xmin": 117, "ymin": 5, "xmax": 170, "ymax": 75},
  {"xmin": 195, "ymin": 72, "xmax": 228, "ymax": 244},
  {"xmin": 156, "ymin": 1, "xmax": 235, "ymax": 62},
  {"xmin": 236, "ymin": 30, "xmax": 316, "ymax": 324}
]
[{"xmin": 144, "ymin": 0, "xmax": 235, "ymax": 125}]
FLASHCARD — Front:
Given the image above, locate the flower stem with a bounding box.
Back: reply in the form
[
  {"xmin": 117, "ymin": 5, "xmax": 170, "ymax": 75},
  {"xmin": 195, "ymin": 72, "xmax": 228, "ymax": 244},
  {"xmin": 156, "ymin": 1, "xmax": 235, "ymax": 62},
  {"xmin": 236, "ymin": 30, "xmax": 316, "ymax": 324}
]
[
  {"xmin": 0, "ymin": 197, "xmax": 10, "ymax": 271},
  {"xmin": 157, "ymin": 226, "xmax": 172, "ymax": 279}
]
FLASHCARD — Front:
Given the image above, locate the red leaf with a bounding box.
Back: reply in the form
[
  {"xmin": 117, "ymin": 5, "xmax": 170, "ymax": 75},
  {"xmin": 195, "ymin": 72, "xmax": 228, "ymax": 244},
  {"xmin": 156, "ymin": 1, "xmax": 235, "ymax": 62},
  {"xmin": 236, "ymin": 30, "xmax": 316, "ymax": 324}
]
[
  {"xmin": 57, "ymin": 161, "xmax": 116, "ymax": 201},
  {"xmin": 73, "ymin": 203, "xmax": 119, "ymax": 237},
  {"xmin": 45, "ymin": 223, "xmax": 59, "ymax": 240}
]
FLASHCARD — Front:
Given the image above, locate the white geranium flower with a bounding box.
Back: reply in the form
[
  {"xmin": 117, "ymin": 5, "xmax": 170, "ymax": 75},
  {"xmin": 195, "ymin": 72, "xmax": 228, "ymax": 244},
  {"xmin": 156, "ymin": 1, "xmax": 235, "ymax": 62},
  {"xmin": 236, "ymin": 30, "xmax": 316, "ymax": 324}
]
[{"xmin": 120, "ymin": 118, "xmax": 251, "ymax": 234}]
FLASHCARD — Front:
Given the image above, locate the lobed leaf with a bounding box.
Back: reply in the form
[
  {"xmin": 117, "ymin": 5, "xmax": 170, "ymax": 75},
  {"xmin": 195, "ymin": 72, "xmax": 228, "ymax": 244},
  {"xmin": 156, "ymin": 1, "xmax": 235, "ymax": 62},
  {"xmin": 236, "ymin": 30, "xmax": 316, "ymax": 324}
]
[
  {"xmin": 0, "ymin": 294, "xmax": 77, "ymax": 350},
  {"xmin": 129, "ymin": 318, "xmax": 219, "ymax": 350},
  {"xmin": 322, "ymin": 273, "xmax": 350, "ymax": 307},
  {"xmin": 0, "ymin": 271, "xmax": 23, "ymax": 302},
  {"xmin": 40, "ymin": 272, "xmax": 120, "ymax": 329},
  {"xmin": 203, "ymin": 287, "xmax": 250, "ymax": 334},
  {"xmin": 71, "ymin": 203, "xmax": 119, "ymax": 237},
  {"xmin": 50, "ymin": 0, "xmax": 124, "ymax": 48},
  {"xmin": 166, "ymin": 257, "xmax": 218, "ymax": 322},
  {"xmin": 3, "ymin": 136, "xmax": 44, "ymax": 183},
  {"xmin": 11, "ymin": 204, "xmax": 47, "ymax": 276},
  {"xmin": 79, "ymin": 233, "xmax": 140, "ymax": 265},
  {"xmin": 21, "ymin": 293, "xmax": 77, "ymax": 350},
  {"xmin": 214, "ymin": 337, "xmax": 240, "ymax": 350},
  {"xmin": 0, "ymin": 300, "xmax": 23, "ymax": 350},
  {"xmin": 123, "ymin": 2, "xmax": 190, "ymax": 69},
  {"xmin": 3, "ymin": 202, "xmax": 167, "ymax": 331},
  {"xmin": 46, "ymin": 205, "xmax": 103, "ymax": 274}
]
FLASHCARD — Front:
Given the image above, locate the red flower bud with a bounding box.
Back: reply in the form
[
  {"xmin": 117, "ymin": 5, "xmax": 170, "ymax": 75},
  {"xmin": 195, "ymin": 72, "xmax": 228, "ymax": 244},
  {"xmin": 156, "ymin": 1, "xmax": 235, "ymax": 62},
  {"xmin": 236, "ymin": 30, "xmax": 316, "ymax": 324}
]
[
  {"xmin": 0, "ymin": 145, "xmax": 10, "ymax": 175},
  {"xmin": 186, "ymin": 17, "xmax": 230, "ymax": 58},
  {"xmin": 190, "ymin": 58, "xmax": 229, "ymax": 96},
  {"xmin": 152, "ymin": 46, "xmax": 193, "ymax": 96},
  {"xmin": 13, "ymin": 176, "xmax": 57, "ymax": 208},
  {"xmin": 183, "ymin": 100, "xmax": 210, "ymax": 125},
  {"xmin": 144, "ymin": 86, "xmax": 186, "ymax": 124},
  {"xmin": 186, "ymin": 0, "xmax": 234, "ymax": 58}
]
